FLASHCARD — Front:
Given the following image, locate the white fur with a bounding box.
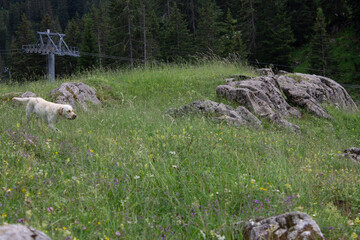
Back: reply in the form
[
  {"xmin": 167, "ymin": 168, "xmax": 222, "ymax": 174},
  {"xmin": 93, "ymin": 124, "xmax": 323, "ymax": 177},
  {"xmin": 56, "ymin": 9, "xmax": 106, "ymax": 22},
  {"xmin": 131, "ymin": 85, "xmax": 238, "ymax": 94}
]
[{"xmin": 13, "ymin": 97, "xmax": 77, "ymax": 131}]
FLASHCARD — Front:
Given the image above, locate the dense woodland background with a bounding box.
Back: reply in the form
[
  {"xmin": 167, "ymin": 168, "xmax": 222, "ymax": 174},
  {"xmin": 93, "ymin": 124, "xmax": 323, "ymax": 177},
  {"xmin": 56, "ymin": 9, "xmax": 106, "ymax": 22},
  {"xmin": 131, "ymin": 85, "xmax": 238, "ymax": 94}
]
[{"xmin": 0, "ymin": 0, "xmax": 359, "ymax": 83}]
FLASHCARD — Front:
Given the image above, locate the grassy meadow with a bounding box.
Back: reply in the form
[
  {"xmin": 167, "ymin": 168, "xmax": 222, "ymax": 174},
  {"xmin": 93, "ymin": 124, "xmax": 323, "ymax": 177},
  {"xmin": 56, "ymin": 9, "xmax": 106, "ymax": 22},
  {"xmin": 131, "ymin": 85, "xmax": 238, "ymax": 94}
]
[{"xmin": 0, "ymin": 61, "xmax": 360, "ymax": 239}]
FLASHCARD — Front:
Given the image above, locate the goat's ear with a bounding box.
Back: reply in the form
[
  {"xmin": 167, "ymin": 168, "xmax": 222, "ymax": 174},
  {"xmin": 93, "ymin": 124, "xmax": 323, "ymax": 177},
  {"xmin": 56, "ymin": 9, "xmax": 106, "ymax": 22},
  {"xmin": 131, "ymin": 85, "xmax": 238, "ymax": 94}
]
[{"xmin": 57, "ymin": 107, "xmax": 63, "ymax": 116}]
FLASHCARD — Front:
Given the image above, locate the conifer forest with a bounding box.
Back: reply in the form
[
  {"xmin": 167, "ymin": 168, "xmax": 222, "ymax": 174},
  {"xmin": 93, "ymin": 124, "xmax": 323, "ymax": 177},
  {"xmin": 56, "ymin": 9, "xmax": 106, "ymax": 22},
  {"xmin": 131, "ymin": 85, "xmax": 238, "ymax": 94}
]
[{"xmin": 0, "ymin": 0, "xmax": 359, "ymax": 83}]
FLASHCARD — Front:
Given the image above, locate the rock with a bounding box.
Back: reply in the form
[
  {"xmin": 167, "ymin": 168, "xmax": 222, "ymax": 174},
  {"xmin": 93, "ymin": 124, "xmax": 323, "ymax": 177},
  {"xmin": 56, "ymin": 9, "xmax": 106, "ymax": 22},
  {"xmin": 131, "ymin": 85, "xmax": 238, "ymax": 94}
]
[
  {"xmin": 50, "ymin": 82, "xmax": 101, "ymax": 111},
  {"xmin": 216, "ymin": 76, "xmax": 301, "ymax": 132},
  {"xmin": 166, "ymin": 100, "xmax": 262, "ymax": 128},
  {"xmin": 19, "ymin": 91, "xmax": 37, "ymax": 98},
  {"xmin": 257, "ymin": 68, "xmax": 275, "ymax": 76},
  {"xmin": 277, "ymin": 73, "xmax": 358, "ymax": 118},
  {"xmin": 1, "ymin": 92, "xmax": 36, "ymax": 101},
  {"xmin": 236, "ymin": 212, "xmax": 325, "ymax": 240},
  {"xmin": 341, "ymin": 147, "xmax": 360, "ymax": 163},
  {"xmin": 0, "ymin": 224, "xmax": 51, "ymax": 240}
]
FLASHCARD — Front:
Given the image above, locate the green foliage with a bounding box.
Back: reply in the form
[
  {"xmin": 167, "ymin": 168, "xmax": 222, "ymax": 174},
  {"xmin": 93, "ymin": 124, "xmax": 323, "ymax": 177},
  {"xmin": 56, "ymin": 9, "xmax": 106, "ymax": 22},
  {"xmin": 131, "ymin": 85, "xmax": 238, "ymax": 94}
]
[
  {"xmin": 78, "ymin": 16, "xmax": 97, "ymax": 71},
  {"xmin": 1, "ymin": 0, "xmax": 360, "ymax": 83},
  {"xmin": 309, "ymin": 8, "xmax": 328, "ymax": 76},
  {"xmin": 0, "ymin": 62, "xmax": 359, "ymax": 239},
  {"xmin": 252, "ymin": 0, "xmax": 295, "ymax": 65},
  {"xmin": 195, "ymin": 0, "xmax": 222, "ymax": 54},
  {"xmin": 159, "ymin": 2, "xmax": 193, "ymax": 61},
  {"xmin": 9, "ymin": 14, "xmax": 45, "ymax": 81},
  {"xmin": 220, "ymin": 9, "xmax": 248, "ymax": 59}
]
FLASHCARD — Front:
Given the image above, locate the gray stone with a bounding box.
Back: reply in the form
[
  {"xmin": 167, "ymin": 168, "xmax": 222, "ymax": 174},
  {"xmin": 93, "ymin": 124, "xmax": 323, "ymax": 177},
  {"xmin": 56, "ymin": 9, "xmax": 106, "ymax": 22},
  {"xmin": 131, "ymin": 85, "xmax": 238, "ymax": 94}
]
[
  {"xmin": 277, "ymin": 73, "xmax": 358, "ymax": 118},
  {"xmin": 257, "ymin": 68, "xmax": 275, "ymax": 76},
  {"xmin": 1, "ymin": 92, "xmax": 36, "ymax": 101},
  {"xmin": 19, "ymin": 91, "xmax": 37, "ymax": 98},
  {"xmin": 216, "ymin": 76, "xmax": 301, "ymax": 132},
  {"xmin": 0, "ymin": 224, "xmax": 51, "ymax": 240},
  {"xmin": 341, "ymin": 147, "xmax": 360, "ymax": 163},
  {"xmin": 166, "ymin": 100, "xmax": 262, "ymax": 128},
  {"xmin": 50, "ymin": 82, "xmax": 101, "ymax": 111},
  {"xmin": 237, "ymin": 212, "xmax": 325, "ymax": 240}
]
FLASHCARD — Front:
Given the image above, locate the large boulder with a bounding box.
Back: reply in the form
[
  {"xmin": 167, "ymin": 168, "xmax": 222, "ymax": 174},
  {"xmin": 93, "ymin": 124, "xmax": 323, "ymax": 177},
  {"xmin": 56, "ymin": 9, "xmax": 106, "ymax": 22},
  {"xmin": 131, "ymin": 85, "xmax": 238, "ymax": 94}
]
[
  {"xmin": 50, "ymin": 82, "xmax": 101, "ymax": 111},
  {"xmin": 166, "ymin": 100, "xmax": 262, "ymax": 128},
  {"xmin": 236, "ymin": 212, "xmax": 325, "ymax": 240},
  {"xmin": 0, "ymin": 224, "xmax": 51, "ymax": 240},
  {"xmin": 277, "ymin": 73, "xmax": 358, "ymax": 118},
  {"xmin": 216, "ymin": 76, "xmax": 301, "ymax": 132}
]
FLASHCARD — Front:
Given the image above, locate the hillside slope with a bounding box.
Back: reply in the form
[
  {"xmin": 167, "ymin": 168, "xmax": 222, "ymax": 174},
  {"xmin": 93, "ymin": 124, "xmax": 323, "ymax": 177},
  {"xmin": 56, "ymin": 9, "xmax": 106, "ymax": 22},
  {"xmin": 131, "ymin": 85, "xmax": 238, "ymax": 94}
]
[{"xmin": 0, "ymin": 62, "xmax": 359, "ymax": 239}]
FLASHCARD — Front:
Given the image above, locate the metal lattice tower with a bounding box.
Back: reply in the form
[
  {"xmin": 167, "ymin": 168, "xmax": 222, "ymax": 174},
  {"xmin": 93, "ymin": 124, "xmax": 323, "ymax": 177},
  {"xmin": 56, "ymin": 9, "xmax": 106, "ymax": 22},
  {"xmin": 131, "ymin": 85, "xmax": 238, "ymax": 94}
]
[{"xmin": 22, "ymin": 29, "xmax": 80, "ymax": 82}]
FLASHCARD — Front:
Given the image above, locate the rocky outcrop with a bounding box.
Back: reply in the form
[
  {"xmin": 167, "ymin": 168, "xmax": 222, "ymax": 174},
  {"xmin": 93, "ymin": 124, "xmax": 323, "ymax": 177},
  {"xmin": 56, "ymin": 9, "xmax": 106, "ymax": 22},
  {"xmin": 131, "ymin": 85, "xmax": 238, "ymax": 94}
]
[
  {"xmin": 277, "ymin": 73, "xmax": 358, "ymax": 118},
  {"xmin": 236, "ymin": 212, "xmax": 325, "ymax": 240},
  {"xmin": 341, "ymin": 147, "xmax": 360, "ymax": 163},
  {"xmin": 0, "ymin": 224, "xmax": 51, "ymax": 240},
  {"xmin": 216, "ymin": 76, "xmax": 301, "ymax": 132},
  {"xmin": 166, "ymin": 100, "xmax": 262, "ymax": 128},
  {"xmin": 50, "ymin": 82, "xmax": 101, "ymax": 111}
]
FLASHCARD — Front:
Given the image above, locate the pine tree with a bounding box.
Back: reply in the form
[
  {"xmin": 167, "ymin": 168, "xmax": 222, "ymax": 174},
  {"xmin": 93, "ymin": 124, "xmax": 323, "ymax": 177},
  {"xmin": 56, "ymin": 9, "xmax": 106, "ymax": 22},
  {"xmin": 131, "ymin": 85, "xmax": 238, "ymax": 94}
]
[
  {"xmin": 254, "ymin": 0, "xmax": 294, "ymax": 66},
  {"xmin": 196, "ymin": 0, "xmax": 222, "ymax": 55},
  {"xmin": 309, "ymin": 8, "xmax": 328, "ymax": 76},
  {"xmin": 89, "ymin": 4, "xmax": 108, "ymax": 68},
  {"xmin": 106, "ymin": 0, "xmax": 142, "ymax": 68},
  {"xmin": 41, "ymin": 13, "xmax": 53, "ymax": 31},
  {"xmin": 159, "ymin": 2, "xmax": 192, "ymax": 61},
  {"xmin": 10, "ymin": 14, "xmax": 45, "ymax": 81},
  {"xmin": 78, "ymin": 15, "xmax": 97, "ymax": 71},
  {"xmin": 287, "ymin": 0, "xmax": 317, "ymax": 46},
  {"xmin": 221, "ymin": 9, "xmax": 247, "ymax": 59},
  {"xmin": 62, "ymin": 13, "xmax": 83, "ymax": 73}
]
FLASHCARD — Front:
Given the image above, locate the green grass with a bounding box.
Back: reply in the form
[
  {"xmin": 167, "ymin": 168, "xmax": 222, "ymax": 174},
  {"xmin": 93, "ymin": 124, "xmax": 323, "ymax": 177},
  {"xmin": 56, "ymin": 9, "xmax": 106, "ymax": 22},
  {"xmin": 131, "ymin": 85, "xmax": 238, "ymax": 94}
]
[{"xmin": 0, "ymin": 61, "xmax": 359, "ymax": 239}]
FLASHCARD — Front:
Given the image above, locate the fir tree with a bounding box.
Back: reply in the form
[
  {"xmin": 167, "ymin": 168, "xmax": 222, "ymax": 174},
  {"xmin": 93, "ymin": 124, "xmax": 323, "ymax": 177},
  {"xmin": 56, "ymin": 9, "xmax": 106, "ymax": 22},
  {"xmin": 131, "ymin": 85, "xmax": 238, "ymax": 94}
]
[
  {"xmin": 10, "ymin": 14, "xmax": 44, "ymax": 81},
  {"xmin": 196, "ymin": 0, "xmax": 222, "ymax": 54},
  {"xmin": 159, "ymin": 2, "xmax": 192, "ymax": 61},
  {"xmin": 63, "ymin": 13, "xmax": 83, "ymax": 73},
  {"xmin": 254, "ymin": 0, "xmax": 294, "ymax": 66},
  {"xmin": 78, "ymin": 15, "xmax": 97, "ymax": 71},
  {"xmin": 309, "ymin": 8, "xmax": 328, "ymax": 76},
  {"xmin": 221, "ymin": 9, "xmax": 247, "ymax": 59}
]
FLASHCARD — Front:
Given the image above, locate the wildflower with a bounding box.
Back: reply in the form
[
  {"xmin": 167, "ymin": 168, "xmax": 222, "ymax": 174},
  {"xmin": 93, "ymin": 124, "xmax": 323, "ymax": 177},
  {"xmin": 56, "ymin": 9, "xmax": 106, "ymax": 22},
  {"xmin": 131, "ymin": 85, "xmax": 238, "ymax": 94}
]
[
  {"xmin": 172, "ymin": 165, "xmax": 178, "ymax": 169},
  {"xmin": 199, "ymin": 230, "xmax": 206, "ymax": 239},
  {"xmin": 2, "ymin": 214, "xmax": 7, "ymax": 217},
  {"xmin": 351, "ymin": 232, "xmax": 357, "ymax": 239},
  {"xmin": 134, "ymin": 175, "xmax": 140, "ymax": 180},
  {"xmin": 90, "ymin": 149, "xmax": 94, "ymax": 153},
  {"xmin": 17, "ymin": 218, "xmax": 24, "ymax": 223},
  {"xmin": 6, "ymin": 189, "xmax": 11, "ymax": 193},
  {"xmin": 115, "ymin": 231, "xmax": 120, "ymax": 236},
  {"xmin": 82, "ymin": 227, "xmax": 86, "ymax": 230},
  {"xmin": 169, "ymin": 151, "xmax": 176, "ymax": 155},
  {"xmin": 259, "ymin": 188, "xmax": 267, "ymax": 191},
  {"xmin": 47, "ymin": 207, "xmax": 54, "ymax": 212},
  {"xmin": 98, "ymin": 221, "xmax": 101, "ymax": 225},
  {"xmin": 63, "ymin": 227, "xmax": 67, "ymax": 230},
  {"xmin": 251, "ymin": 179, "xmax": 255, "ymax": 184},
  {"xmin": 105, "ymin": 237, "xmax": 109, "ymax": 240},
  {"xmin": 216, "ymin": 233, "xmax": 225, "ymax": 240}
]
